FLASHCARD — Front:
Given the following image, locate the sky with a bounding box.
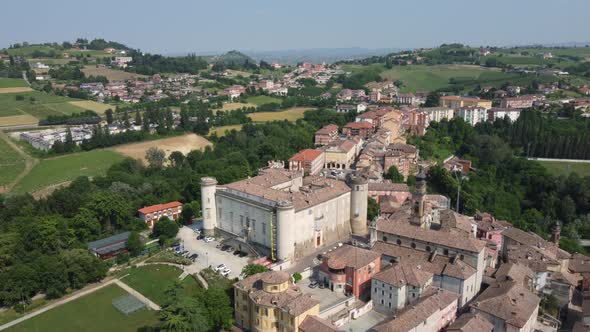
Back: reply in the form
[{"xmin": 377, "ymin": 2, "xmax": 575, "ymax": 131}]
[{"xmin": 1, "ymin": 0, "xmax": 588, "ymax": 54}]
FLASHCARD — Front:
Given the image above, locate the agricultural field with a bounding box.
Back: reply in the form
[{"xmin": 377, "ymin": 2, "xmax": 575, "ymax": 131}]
[
  {"xmin": 68, "ymin": 100, "xmax": 114, "ymax": 115},
  {"xmin": 121, "ymin": 265, "xmax": 202, "ymax": 306},
  {"xmin": 0, "ymin": 136, "xmax": 26, "ymax": 188},
  {"xmin": 535, "ymin": 160, "xmax": 590, "ymax": 177},
  {"xmin": 0, "ymin": 91, "xmax": 94, "ymax": 126},
  {"xmin": 246, "ymin": 95, "xmax": 282, "ymax": 106},
  {"xmin": 248, "ymin": 107, "xmax": 315, "ymax": 122},
  {"xmin": 0, "ymin": 78, "xmax": 29, "ymax": 88},
  {"xmin": 11, "ymin": 150, "xmax": 126, "ymax": 194},
  {"xmin": 82, "ymin": 65, "xmax": 146, "ymax": 81},
  {"xmin": 6, "ymin": 284, "xmax": 158, "ymax": 332},
  {"xmin": 113, "ymin": 133, "xmax": 212, "ymax": 163},
  {"xmin": 220, "ymin": 102, "xmax": 256, "ymax": 112},
  {"xmin": 209, "ymin": 124, "xmax": 243, "ymax": 136}
]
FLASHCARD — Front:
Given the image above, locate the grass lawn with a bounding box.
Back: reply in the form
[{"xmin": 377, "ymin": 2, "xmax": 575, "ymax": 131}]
[
  {"xmin": 12, "ymin": 150, "xmax": 126, "ymax": 194},
  {"xmin": 246, "ymin": 95, "xmax": 282, "ymax": 106},
  {"xmin": 248, "ymin": 107, "xmax": 315, "ymax": 122},
  {"xmin": 0, "ymin": 298, "xmax": 47, "ymax": 326},
  {"xmin": 121, "ymin": 265, "xmax": 202, "ymax": 305},
  {"xmin": 0, "ymin": 78, "xmax": 28, "ymax": 88},
  {"xmin": 6, "ymin": 284, "xmax": 158, "ymax": 332},
  {"xmin": 209, "ymin": 124, "xmax": 243, "ymax": 136},
  {"xmin": 0, "ymin": 137, "xmax": 26, "ymax": 187},
  {"xmin": 535, "ymin": 160, "xmax": 590, "ymax": 177}
]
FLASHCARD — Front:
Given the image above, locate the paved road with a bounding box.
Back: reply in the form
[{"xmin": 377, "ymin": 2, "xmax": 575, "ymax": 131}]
[
  {"xmin": 0, "ymin": 279, "xmax": 117, "ymax": 331},
  {"xmin": 177, "ymin": 226, "xmax": 249, "ymax": 279}
]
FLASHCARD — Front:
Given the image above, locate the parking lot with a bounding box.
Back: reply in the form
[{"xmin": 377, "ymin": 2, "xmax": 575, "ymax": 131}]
[{"xmin": 177, "ymin": 226, "xmax": 249, "ymax": 279}]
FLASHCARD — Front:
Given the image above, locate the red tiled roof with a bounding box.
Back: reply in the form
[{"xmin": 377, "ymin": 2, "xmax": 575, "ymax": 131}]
[
  {"xmin": 289, "ymin": 149, "xmax": 324, "ymax": 162},
  {"xmin": 138, "ymin": 201, "xmax": 182, "ymax": 214},
  {"xmin": 344, "ymin": 121, "xmax": 373, "ymax": 129}
]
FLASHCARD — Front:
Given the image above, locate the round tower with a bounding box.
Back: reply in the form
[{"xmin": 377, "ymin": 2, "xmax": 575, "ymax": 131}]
[
  {"xmin": 276, "ymin": 200, "xmax": 295, "ymax": 261},
  {"xmin": 200, "ymin": 177, "xmax": 218, "ymax": 237},
  {"xmin": 349, "ymin": 175, "xmax": 369, "ymax": 236},
  {"xmin": 410, "ymin": 170, "xmax": 427, "ymax": 227}
]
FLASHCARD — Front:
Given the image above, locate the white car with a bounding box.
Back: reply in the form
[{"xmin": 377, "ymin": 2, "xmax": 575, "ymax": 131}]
[
  {"xmin": 193, "ymin": 229, "xmax": 201, "ymax": 234},
  {"xmin": 204, "ymin": 236, "xmax": 214, "ymax": 243},
  {"xmin": 221, "ymin": 268, "xmax": 231, "ymax": 277},
  {"xmin": 214, "ymin": 264, "xmax": 227, "ymax": 272}
]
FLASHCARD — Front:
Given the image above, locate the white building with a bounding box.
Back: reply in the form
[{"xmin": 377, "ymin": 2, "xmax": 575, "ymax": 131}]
[
  {"xmin": 421, "ymin": 107, "xmax": 455, "ymax": 123},
  {"xmin": 456, "ymin": 106, "xmax": 487, "ymax": 125},
  {"xmin": 487, "ymin": 108, "xmax": 522, "ymax": 122},
  {"xmin": 371, "ymin": 263, "xmax": 434, "ymax": 313},
  {"xmin": 201, "ymin": 169, "xmax": 369, "ymax": 263}
]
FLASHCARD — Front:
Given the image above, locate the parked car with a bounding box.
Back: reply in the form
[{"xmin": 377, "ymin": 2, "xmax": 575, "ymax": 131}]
[
  {"xmin": 239, "ymin": 251, "xmax": 248, "ymax": 257},
  {"xmin": 309, "ymin": 280, "xmax": 318, "ymax": 288},
  {"xmin": 189, "ymin": 253, "xmax": 199, "ymax": 260},
  {"xmin": 220, "ymin": 245, "xmax": 230, "ymax": 251},
  {"xmin": 233, "ymin": 250, "xmax": 241, "ymax": 256},
  {"xmin": 220, "ymin": 270, "xmax": 230, "ymax": 277},
  {"xmin": 214, "ymin": 264, "xmax": 227, "ymax": 272},
  {"xmin": 204, "ymin": 236, "xmax": 214, "ymax": 243}
]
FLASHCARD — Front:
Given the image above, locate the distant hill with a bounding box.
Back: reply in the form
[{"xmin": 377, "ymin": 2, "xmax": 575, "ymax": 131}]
[
  {"xmin": 212, "ymin": 50, "xmax": 256, "ymax": 66},
  {"xmin": 244, "ymin": 47, "xmax": 402, "ymax": 65}
]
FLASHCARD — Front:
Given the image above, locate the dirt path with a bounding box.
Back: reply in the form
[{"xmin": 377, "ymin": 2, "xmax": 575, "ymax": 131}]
[{"xmin": 0, "ymin": 130, "xmax": 38, "ymax": 193}]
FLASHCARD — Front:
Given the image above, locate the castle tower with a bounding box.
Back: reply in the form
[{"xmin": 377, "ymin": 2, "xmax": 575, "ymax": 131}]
[
  {"xmin": 410, "ymin": 170, "xmax": 427, "ymax": 227},
  {"xmin": 200, "ymin": 177, "xmax": 218, "ymax": 237},
  {"xmin": 551, "ymin": 221, "xmax": 561, "ymax": 244},
  {"xmin": 276, "ymin": 200, "xmax": 295, "ymax": 261},
  {"xmin": 349, "ymin": 175, "xmax": 369, "ymax": 236}
]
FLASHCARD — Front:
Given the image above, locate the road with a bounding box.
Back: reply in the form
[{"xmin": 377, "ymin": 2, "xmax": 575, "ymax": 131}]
[{"xmin": 177, "ymin": 226, "xmax": 249, "ymax": 279}]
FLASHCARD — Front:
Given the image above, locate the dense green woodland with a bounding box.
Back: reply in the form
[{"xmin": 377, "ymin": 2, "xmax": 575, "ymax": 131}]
[{"xmin": 410, "ymin": 113, "xmax": 590, "ymax": 253}]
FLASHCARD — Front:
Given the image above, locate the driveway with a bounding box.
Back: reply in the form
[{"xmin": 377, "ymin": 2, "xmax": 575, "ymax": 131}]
[{"xmin": 177, "ymin": 226, "xmax": 249, "ymax": 279}]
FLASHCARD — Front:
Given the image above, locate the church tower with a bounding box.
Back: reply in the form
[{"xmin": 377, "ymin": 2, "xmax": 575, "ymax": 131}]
[
  {"xmin": 410, "ymin": 170, "xmax": 427, "ymax": 228},
  {"xmin": 551, "ymin": 221, "xmax": 561, "ymax": 244}
]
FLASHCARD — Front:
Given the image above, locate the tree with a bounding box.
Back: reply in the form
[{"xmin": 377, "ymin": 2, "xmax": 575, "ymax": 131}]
[
  {"xmin": 153, "ymin": 217, "xmax": 179, "ymax": 242},
  {"xmin": 105, "ymin": 109, "xmax": 114, "ymax": 124},
  {"xmin": 159, "ymin": 296, "xmax": 210, "ymax": 332},
  {"xmin": 292, "ymin": 272, "xmax": 302, "ymax": 283},
  {"xmin": 241, "ymin": 264, "xmax": 269, "ymax": 278},
  {"xmin": 126, "ymin": 231, "xmax": 144, "ymax": 256},
  {"xmin": 367, "ymin": 197, "xmax": 379, "ymax": 221},
  {"xmin": 424, "ymin": 92, "xmax": 440, "ymax": 107},
  {"xmin": 85, "ymin": 191, "xmax": 132, "ymax": 232},
  {"xmin": 134, "ymin": 111, "xmax": 142, "ymax": 126},
  {"xmin": 385, "ymin": 166, "xmax": 405, "ymax": 182},
  {"xmin": 201, "ymin": 286, "xmax": 233, "ymax": 331},
  {"xmin": 146, "ymin": 147, "xmax": 166, "ymax": 169}
]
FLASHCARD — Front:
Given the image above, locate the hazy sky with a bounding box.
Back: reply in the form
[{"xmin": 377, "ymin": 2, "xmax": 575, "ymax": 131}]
[{"xmin": 2, "ymin": 0, "xmax": 588, "ymax": 54}]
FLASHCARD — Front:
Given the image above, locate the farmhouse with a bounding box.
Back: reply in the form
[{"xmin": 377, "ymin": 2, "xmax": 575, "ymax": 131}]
[{"xmin": 138, "ymin": 201, "xmax": 183, "ymax": 228}]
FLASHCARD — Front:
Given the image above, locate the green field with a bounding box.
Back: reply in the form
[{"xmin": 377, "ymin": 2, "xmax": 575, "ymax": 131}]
[
  {"xmin": 0, "ymin": 79, "xmax": 28, "ymax": 88},
  {"xmin": 535, "ymin": 160, "xmax": 590, "ymax": 177},
  {"xmin": 12, "ymin": 150, "xmax": 126, "ymax": 193},
  {"xmin": 246, "ymin": 95, "xmax": 282, "ymax": 106},
  {"xmin": 0, "ymin": 137, "xmax": 25, "ymax": 187},
  {"xmin": 6, "ymin": 284, "xmax": 158, "ymax": 332},
  {"xmin": 121, "ymin": 265, "xmax": 202, "ymax": 305},
  {"xmin": 0, "ymin": 91, "xmax": 87, "ymax": 121},
  {"xmin": 209, "ymin": 124, "xmax": 244, "ymax": 136},
  {"xmin": 248, "ymin": 107, "xmax": 314, "ymax": 122}
]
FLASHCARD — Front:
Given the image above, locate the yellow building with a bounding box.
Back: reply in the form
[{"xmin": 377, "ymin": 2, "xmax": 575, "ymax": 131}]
[
  {"xmin": 234, "ymin": 271, "xmax": 321, "ymax": 332},
  {"xmin": 323, "ymin": 139, "xmax": 359, "ymax": 169},
  {"xmin": 439, "ymin": 96, "xmax": 492, "ymax": 110}
]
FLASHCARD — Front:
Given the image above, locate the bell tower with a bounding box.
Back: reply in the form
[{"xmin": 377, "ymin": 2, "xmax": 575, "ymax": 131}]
[
  {"xmin": 550, "ymin": 221, "xmax": 561, "ymax": 244},
  {"xmin": 410, "ymin": 170, "xmax": 427, "ymax": 228}
]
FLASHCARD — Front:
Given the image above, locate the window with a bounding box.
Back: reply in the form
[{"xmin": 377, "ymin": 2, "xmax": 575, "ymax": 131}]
[
  {"xmin": 411, "ymin": 242, "xmax": 416, "ymax": 249},
  {"xmin": 262, "ymin": 223, "xmax": 266, "ymax": 235},
  {"xmin": 252, "ymin": 220, "xmax": 256, "ymax": 231},
  {"xmin": 444, "ymin": 249, "xmax": 449, "ymax": 255},
  {"xmin": 488, "ymin": 234, "xmax": 492, "ymax": 239},
  {"xmin": 426, "ymin": 246, "xmax": 431, "ymax": 252},
  {"xmin": 396, "ymin": 239, "xmax": 402, "ymax": 245},
  {"xmin": 382, "ymin": 290, "xmax": 384, "ymax": 295},
  {"xmin": 382, "ymin": 235, "xmax": 388, "ymax": 242},
  {"xmin": 460, "ymin": 254, "xmax": 464, "ymax": 260},
  {"xmin": 381, "ymin": 299, "xmax": 384, "ymax": 304}
]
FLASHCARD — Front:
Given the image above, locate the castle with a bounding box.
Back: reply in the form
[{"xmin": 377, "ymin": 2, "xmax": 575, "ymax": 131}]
[{"xmin": 201, "ymin": 167, "xmax": 369, "ymax": 263}]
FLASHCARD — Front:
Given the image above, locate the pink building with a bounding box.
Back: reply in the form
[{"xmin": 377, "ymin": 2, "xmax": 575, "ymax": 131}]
[{"xmin": 473, "ymin": 212, "xmax": 509, "ymax": 250}]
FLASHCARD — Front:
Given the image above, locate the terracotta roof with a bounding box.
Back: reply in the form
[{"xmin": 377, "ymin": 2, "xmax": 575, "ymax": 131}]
[
  {"xmin": 376, "ymin": 212, "xmax": 486, "ymax": 253},
  {"xmin": 289, "ymin": 149, "xmax": 324, "ymax": 162},
  {"xmin": 315, "ymin": 124, "xmax": 338, "ymax": 135},
  {"xmin": 447, "ymin": 313, "xmax": 493, "ymax": 332},
  {"xmin": 368, "ymin": 182, "xmax": 409, "ymax": 192},
  {"xmin": 137, "ymin": 201, "xmax": 182, "ymax": 214},
  {"xmin": 494, "ymin": 262, "xmax": 534, "ymax": 288},
  {"xmin": 569, "ymin": 253, "xmax": 590, "ymax": 273},
  {"xmin": 551, "ymin": 271, "xmax": 578, "ymax": 286},
  {"xmin": 299, "ymin": 315, "xmax": 343, "ymax": 332},
  {"xmin": 372, "ymin": 242, "xmax": 476, "ymax": 280},
  {"xmin": 344, "ymin": 121, "xmax": 373, "ymax": 129},
  {"xmin": 324, "ymin": 245, "xmax": 380, "ymax": 270},
  {"xmin": 505, "ymin": 244, "xmax": 560, "ymax": 273},
  {"xmin": 471, "ymin": 281, "xmax": 540, "ymax": 328},
  {"xmin": 372, "ymin": 288, "xmax": 459, "ymax": 332},
  {"xmin": 260, "ymin": 271, "xmax": 290, "ymax": 284},
  {"xmin": 324, "ymin": 139, "xmax": 356, "ymax": 153},
  {"xmin": 373, "ymin": 263, "xmax": 433, "ymax": 288}
]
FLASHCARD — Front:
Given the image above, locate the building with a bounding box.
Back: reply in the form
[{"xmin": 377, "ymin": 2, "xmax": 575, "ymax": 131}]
[
  {"xmin": 113, "ymin": 56, "xmax": 133, "ymax": 68},
  {"xmin": 443, "ymin": 156, "xmax": 473, "ymax": 175},
  {"xmin": 440, "ymin": 96, "xmax": 492, "ymax": 109},
  {"xmin": 500, "ymin": 96, "xmax": 535, "ymax": 109},
  {"xmin": 334, "ymin": 104, "xmax": 356, "ymax": 113},
  {"xmin": 323, "ymin": 139, "xmax": 358, "ymax": 170},
  {"xmin": 288, "ymin": 149, "xmax": 325, "ymax": 175},
  {"xmin": 87, "ymin": 232, "xmax": 130, "ymax": 259},
  {"xmin": 371, "ymin": 288, "xmax": 459, "ymax": 332},
  {"xmin": 487, "ymin": 107, "xmax": 522, "ymax": 122},
  {"xmin": 447, "ymin": 312, "xmax": 494, "ymax": 332},
  {"xmin": 224, "ymin": 85, "xmax": 246, "ymax": 99},
  {"xmin": 200, "ymin": 169, "xmax": 370, "ymax": 263},
  {"xmin": 318, "ymin": 245, "xmax": 381, "ymax": 300},
  {"xmin": 314, "ymin": 124, "xmax": 339, "ymax": 146},
  {"xmin": 137, "ymin": 201, "xmax": 183, "ymax": 228},
  {"xmin": 299, "ymin": 316, "xmax": 343, "ymax": 332},
  {"xmin": 470, "ymin": 281, "xmax": 540, "ymax": 332},
  {"xmin": 371, "ymin": 173, "xmax": 487, "ymax": 306},
  {"xmin": 367, "ymin": 182, "xmax": 410, "ymax": 203},
  {"xmin": 456, "ymin": 106, "xmax": 487, "ymax": 125},
  {"xmin": 371, "ymin": 263, "xmax": 434, "ymax": 313},
  {"xmin": 234, "ymin": 271, "xmax": 321, "ymax": 332},
  {"xmin": 396, "ymin": 93, "xmax": 422, "ymax": 106},
  {"xmin": 342, "ymin": 121, "xmax": 374, "ymax": 139}
]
